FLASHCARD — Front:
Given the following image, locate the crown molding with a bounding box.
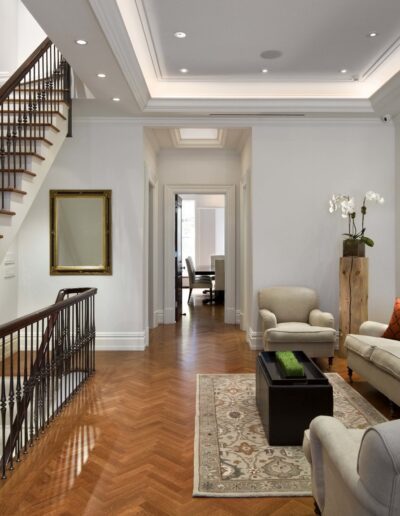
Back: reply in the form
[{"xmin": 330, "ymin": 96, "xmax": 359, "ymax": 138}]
[
  {"xmin": 370, "ymin": 70, "xmax": 400, "ymax": 118},
  {"xmin": 88, "ymin": 0, "xmax": 150, "ymax": 110},
  {"xmin": 144, "ymin": 97, "xmax": 374, "ymax": 116}
]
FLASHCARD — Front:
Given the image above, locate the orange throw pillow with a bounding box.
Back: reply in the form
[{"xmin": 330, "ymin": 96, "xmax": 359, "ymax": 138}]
[{"xmin": 383, "ymin": 298, "xmax": 400, "ymax": 341}]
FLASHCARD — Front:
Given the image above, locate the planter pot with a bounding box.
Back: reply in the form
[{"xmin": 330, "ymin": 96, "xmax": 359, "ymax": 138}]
[{"xmin": 343, "ymin": 239, "xmax": 365, "ymax": 257}]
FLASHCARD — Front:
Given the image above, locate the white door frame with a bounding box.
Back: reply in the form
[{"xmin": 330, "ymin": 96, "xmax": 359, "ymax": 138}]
[{"xmin": 164, "ymin": 184, "xmax": 236, "ymax": 324}]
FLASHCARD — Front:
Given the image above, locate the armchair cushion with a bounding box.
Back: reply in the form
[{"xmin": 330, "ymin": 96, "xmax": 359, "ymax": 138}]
[
  {"xmin": 258, "ymin": 287, "xmax": 318, "ymax": 323},
  {"xmin": 360, "ymin": 321, "xmax": 388, "ymax": 337},
  {"xmin": 309, "ymin": 308, "xmax": 334, "ymax": 328},
  {"xmin": 383, "ymin": 298, "xmax": 400, "ymax": 341},
  {"xmin": 266, "ymin": 323, "xmax": 336, "ymax": 343}
]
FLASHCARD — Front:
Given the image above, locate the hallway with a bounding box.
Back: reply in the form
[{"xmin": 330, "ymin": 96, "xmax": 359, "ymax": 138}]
[{"xmin": 0, "ymin": 299, "xmax": 391, "ymax": 515}]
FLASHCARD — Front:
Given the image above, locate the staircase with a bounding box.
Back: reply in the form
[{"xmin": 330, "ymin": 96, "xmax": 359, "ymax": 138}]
[{"xmin": 0, "ymin": 38, "xmax": 71, "ymax": 263}]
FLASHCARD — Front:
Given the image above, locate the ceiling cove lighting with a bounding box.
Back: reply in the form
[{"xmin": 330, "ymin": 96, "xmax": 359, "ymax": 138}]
[
  {"xmin": 179, "ymin": 128, "xmax": 219, "ymax": 140},
  {"xmin": 174, "ymin": 32, "xmax": 186, "ymax": 38},
  {"xmin": 97, "ymin": 73, "xmax": 106, "ymax": 78},
  {"xmin": 180, "ymin": 68, "xmax": 188, "ymax": 74},
  {"xmin": 112, "ymin": 97, "xmax": 120, "ymax": 102},
  {"xmin": 75, "ymin": 39, "xmax": 87, "ymax": 45}
]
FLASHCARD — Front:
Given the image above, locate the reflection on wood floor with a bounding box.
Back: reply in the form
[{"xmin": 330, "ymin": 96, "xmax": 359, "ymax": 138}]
[{"xmin": 0, "ymin": 291, "xmax": 394, "ymax": 515}]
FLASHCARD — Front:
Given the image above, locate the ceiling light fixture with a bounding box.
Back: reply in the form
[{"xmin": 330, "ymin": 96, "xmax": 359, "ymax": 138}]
[
  {"xmin": 340, "ymin": 69, "xmax": 347, "ymax": 74},
  {"xmin": 97, "ymin": 73, "xmax": 106, "ymax": 78},
  {"xmin": 261, "ymin": 69, "xmax": 268, "ymax": 73},
  {"xmin": 174, "ymin": 32, "xmax": 186, "ymax": 38},
  {"xmin": 368, "ymin": 32, "xmax": 378, "ymax": 38},
  {"xmin": 112, "ymin": 97, "xmax": 120, "ymax": 102},
  {"xmin": 75, "ymin": 39, "xmax": 87, "ymax": 45},
  {"xmin": 180, "ymin": 68, "xmax": 188, "ymax": 74}
]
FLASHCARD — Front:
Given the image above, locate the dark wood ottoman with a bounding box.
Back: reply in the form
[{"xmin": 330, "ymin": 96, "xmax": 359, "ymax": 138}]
[{"xmin": 256, "ymin": 351, "xmax": 333, "ymax": 445}]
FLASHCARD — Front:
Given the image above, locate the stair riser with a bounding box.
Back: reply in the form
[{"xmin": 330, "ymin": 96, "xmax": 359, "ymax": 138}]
[
  {"xmin": 2, "ymin": 102, "xmax": 68, "ymax": 117},
  {"xmin": 0, "ymin": 140, "xmax": 51, "ymax": 155},
  {"xmin": 0, "ymin": 114, "xmax": 65, "ymax": 127},
  {"xmin": 0, "ymin": 192, "xmax": 25, "ymax": 211}
]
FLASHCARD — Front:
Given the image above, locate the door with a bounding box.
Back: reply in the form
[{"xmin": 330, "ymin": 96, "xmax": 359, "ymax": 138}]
[{"xmin": 175, "ymin": 194, "xmax": 183, "ymax": 321}]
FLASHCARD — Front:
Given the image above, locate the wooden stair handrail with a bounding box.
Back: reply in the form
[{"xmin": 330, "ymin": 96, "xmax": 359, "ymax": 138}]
[
  {"xmin": 0, "ymin": 38, "xmax": 52, "ymax": 103},
  {"xmin": 0, "ymin": 288, "xmax": 97, "ymax": 338}
]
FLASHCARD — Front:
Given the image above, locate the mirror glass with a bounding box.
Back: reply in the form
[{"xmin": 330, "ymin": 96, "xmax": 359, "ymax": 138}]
[{"xmin": 50, "ymin": 190, "xmax": 112, "ymax": 275}]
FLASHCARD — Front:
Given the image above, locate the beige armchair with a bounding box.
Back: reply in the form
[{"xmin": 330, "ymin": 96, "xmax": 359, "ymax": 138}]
[
  {"xmin": 304, "ymin": 415, "xmax": 400, "ymax": 515},
  {"xmin": 258, "ymin": 287, "xmax": 336, "ymax": 366}
]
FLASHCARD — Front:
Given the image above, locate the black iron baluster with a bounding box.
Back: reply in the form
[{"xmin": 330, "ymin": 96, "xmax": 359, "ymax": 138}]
[
  {"xmin": 15, "ymin": 330, "xmax": 21, "ymax": 462},
  {"xmin": 8, "ymin": 333, "xmax": 14, "ymax": 470},
  {"xmin": 1, "ymin": 336, "xmax": 7, "ymax": 478},
  {"xmin": 29, "ymin": 324, "xmax": 34, "ymax": 444},
  {"xmin": 23, "ymin": 328, "xmax": 28, "ymax": 453}
]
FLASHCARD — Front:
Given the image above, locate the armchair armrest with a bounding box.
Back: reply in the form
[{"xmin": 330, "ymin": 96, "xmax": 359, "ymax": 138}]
[
  {"xmin": 359, "ymin": 321, "xmax": 388, "ymax": 337},
  {"xmin": 309, "ymin": 416, "xmax": 363, "ymax": 511},
  {"xmin": 259, "ymin": 309, "xmax": 277, "ymax": 331},
  {"xmin": 309, "ymin": 309, "xmax": 334, "ymax": 328}
]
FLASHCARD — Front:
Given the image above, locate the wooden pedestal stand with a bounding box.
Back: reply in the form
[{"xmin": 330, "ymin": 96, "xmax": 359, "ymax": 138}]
[{"xmin": 339, "ymin": 257, "xmax": 368, "ymax": 357}]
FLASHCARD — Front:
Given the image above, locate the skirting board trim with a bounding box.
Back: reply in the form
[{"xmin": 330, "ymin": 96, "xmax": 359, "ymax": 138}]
[
  {"xmin": 247, "ymin": 327, "xmax": 264, "ymax": 350},
  {"xmin": 154, "ymin": 310, "xmax": 164, "ymax": 325},
  {"xmin": 96, "ymin": 332, "xmax": 147, "ymax": 351},
  {"xmin": 236, "ymin": 310, "xmax": 241, "ymax": 325}
]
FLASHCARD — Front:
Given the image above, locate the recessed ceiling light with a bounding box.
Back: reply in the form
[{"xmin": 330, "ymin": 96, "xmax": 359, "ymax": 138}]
[
  {"xmin": 368, "ymin": 32, "xmax": 378, "ymax": 38},
  {"xmin": 180, "ymin": 68, "xmax": 188, "ymax": 74},
  {"xmin": 112, "ymin": 97, "xmax": 120, "ymax": 102},
  {"xmin": 340, "ymin": 69, "xmax": 347, "ymax": 74},
  {"xmin": 75, "ymin": 39, "xmax": 87, "ymax": 45},
  {"xmin": 174, "ymin": 32, "xmax": 186, "ymax": 38},
  {"xmin": 97, "ymin": 73, "xmax": 106, "ymax": 78},
  {"xmin": 261, "ymin": 69, "xmax": 268, "ymax": 73}
]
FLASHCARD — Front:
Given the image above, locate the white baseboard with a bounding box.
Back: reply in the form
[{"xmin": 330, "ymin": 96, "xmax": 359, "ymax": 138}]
[
  {"xmin": 235, "ymin": 310, "xmax": 241, "ymax": 325},
  {"xmin": 247, "ymin": 327, "xmax": 264, "ymax": 350},
  {"xmin": 225, "ymin": 307, "xmax": 236, "ymax": 325},
  {"xmin": 164, "ymin": 307, "xmax": 175, "ymax": 324},
  {"xmin": 95, "ymin": 332, "xmax": 147, "ymax": 351},
  {"xmin": 154, "ymin": 310, "xmax": 164, "ymax": 325}
]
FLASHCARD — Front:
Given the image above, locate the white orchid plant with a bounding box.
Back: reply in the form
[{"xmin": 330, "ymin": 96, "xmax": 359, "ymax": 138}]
[{"xmin": 329, "ymin": 191, "xmax": 384, "ymax": 247}]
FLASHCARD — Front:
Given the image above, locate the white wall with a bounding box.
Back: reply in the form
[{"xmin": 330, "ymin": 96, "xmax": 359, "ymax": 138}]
[
  {"xmin": 157, "ymin": 148, "xmax": 241, "ymax": 316},
  {"xmin": 395, "ymin": 116, "xmax": 400, "ymax": 296},
  {"xmin": 0, "ymin": 0, "xmax": 45, "ymax": 83},
  {"xmin": 249, "ymin": 119, "xmax": 396, "ymax": 345},
  {"xmin": 240, "ymin": 134, "xmax": 252, "ymax": 331},
  {"xmin": 17, "ymin": 120, "xmax": 146, "ymax": 350},
  {"xmin": 0, "ymin": 240, "xmax": 19, "ymax": 324}
]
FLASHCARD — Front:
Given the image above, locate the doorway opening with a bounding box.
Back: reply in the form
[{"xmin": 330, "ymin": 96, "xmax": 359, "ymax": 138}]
[
  {"xmin": 164, "ymin": 184, "xmax": 235, "ymax": 325},
  {"xmin": 179, "ymin": 194, "xmax": 226, "ymax": 313}
]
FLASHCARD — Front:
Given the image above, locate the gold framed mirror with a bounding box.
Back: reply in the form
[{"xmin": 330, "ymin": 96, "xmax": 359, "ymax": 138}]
[{"xmin": 50, "ymin": 190, "xmax": 112, "ymax": 275}]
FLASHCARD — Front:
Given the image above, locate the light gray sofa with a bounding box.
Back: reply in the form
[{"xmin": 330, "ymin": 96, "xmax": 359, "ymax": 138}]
[
  {"xmin": 258, "ymin": 287, "xmax": 336, "ymax": 366},
  {"xmin": 345, "ymin": 321, "xmax": 400, "ymax": 408},
  {"xmin": 303, "ymin": 415, "xmax": 400, "ymax": 516}
]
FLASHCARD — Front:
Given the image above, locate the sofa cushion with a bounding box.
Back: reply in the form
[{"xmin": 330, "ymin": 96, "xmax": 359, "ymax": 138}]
[
  {"xmin": 345, "ymin": 334, "xmax": 382, "ymax": 360},
  {"xmin": 266, "ymin": 323, "xmax": 335, "ymax": 343},
  {"xmin": 370, "ymin": 341, "xmax": 400, "ymax": 381},
  {"xmin": 383, "ymin": 298, "xmax": 400, "ymax": 341}
]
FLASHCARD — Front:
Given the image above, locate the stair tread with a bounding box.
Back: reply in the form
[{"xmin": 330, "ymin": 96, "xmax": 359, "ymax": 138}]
[
  {"xmin": 1, "ymin": 152, "xmax": 45, "ymax": 160},
  {"xmin": 0, "ymin": 136, "xmax": 53, "ymax": 145},
  {"xmin": 1, "ymin": 110, "xmax": 67, "ymax": 120},
  {"xmin": 0, "ymin": 123, "xmax": 60, "ymax": 132},
  {"xmin": 0, "ymin": 188, "xmax": 27, "ymax": 195},
  {"xmin": 0, "ymin": 209, "xmax": 16, "ymax": 215},
  {"xmin": 0, "ymin": 169, "xmax": 36, "ymax": 177}
]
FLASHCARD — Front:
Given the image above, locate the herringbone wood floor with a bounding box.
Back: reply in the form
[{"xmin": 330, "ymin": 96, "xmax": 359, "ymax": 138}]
[{"xmin": 0, "ymin": 293, "xmax": 392, "ymax": 515}]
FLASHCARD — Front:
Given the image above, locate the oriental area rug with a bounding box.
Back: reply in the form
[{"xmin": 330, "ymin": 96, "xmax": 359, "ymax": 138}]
[{"xmin": 193, "ymin": 373, "xmax": 386, "ymax": 497}]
